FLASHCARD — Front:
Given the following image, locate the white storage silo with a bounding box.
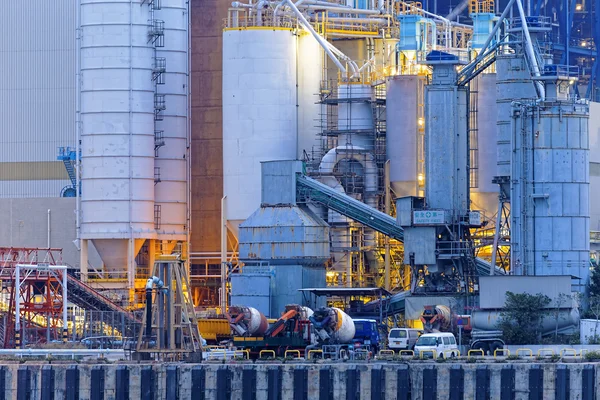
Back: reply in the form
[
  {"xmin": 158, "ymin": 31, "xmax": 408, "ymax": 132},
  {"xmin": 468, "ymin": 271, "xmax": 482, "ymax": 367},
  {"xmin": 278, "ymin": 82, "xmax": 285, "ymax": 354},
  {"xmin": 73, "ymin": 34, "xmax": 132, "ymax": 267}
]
[
  {"xmin": 79, "ymin": 0, "xmax": 156, "ymax": 278},
  {"xmin": 222, "ymin": 28, "xmax": 321, "ymax": 236},
  {"xmin": 386, "ymin": 75, "xmax": 420, "ymax": 197},
  {"xmin": 154, "ymin": 0, "xmax": 189, "ymax": 241},
  {"xmin": 470, "ymin": 73, "xmax": 498, "ymax": 216}
]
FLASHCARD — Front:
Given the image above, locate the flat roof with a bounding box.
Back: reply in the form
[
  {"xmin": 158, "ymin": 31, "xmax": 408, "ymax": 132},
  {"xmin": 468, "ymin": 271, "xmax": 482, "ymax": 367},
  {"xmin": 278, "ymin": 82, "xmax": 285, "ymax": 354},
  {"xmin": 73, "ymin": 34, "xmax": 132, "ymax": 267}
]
[{"xmin": 298, "ymin": 287, "xmax": 392, "ymax": 297}]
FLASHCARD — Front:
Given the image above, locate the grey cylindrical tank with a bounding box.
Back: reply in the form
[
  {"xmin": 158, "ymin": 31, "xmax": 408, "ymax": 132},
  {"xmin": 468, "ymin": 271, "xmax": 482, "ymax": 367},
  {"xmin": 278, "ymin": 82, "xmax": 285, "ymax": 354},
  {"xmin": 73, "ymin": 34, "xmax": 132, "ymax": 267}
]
[
  {"xmin": 510, "ymin": 99, "xmax": 590, "ymax": 289},
  {"xmin": 386, "ymin": 75, "xmax": 419, "ymax": 197},
  {"xmin": 472, "ymin": 307, "xmax": 580, "ymax": 335},
  {"xmin": 495, "ymin": 54, "xmax": 537, "ymax": 179},
  {"xmin": 470, "ymin": 73, "xmax": 498, "ymax": 216}
]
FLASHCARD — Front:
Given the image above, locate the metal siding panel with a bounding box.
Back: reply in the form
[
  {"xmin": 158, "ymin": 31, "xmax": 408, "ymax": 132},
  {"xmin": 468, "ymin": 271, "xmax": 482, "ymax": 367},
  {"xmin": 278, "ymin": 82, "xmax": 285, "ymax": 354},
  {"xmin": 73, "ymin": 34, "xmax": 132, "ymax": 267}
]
[{"xmin": 0, "ymin": 1, "xmax": 76, "ymax": 197}]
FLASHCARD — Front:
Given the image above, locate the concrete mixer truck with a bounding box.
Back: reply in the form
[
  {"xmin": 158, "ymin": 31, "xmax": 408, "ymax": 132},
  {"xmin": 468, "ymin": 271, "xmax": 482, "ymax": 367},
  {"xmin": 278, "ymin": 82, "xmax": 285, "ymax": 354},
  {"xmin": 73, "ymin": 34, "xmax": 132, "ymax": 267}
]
[
  {"xmin": 420, "ymin": 304, "xmax": 506, "ymax": 354},
  {"xmin": 306, "ymin": 307, "xmax": 358, "ymax": 359},
  {"xmin": 227, "ymin": 304, "xmax": 315, "ymax": 358}
]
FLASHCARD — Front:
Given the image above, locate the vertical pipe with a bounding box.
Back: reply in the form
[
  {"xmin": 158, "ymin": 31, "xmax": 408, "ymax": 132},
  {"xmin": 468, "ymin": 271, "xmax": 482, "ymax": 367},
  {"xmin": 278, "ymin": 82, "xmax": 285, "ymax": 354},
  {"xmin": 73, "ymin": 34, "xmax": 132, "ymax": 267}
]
[
  {"xmin": 47, "ymin": 209, "xmax": 51, "ymax": 249},
  {"xmin": 220, "ymin": 196, "xmax": 228, "ymax": 313},
  {"xmin": 63, "ymin": 268, "xmax": 68, "ymax": 342},
  {"xmin": 158, "ymin": 264, "xmax": 165, "ymax": 348},
  {"xmin": 75, "ymin": 0, "xmax": 81, "ymax": 246},
  {"xmin": 166, "ymin": 262, "xmax": 173, "ymax": 349},
  {"xmin": 384, "ymin": 161, "xmax": 391, "ymax": 291},
  {"xmin": 15, "ymin": 266, "xmax": 20, "ymax": 341},
  {"xmin": 80, "ymin": 239, "xmax": 88, "ymax": 283}
]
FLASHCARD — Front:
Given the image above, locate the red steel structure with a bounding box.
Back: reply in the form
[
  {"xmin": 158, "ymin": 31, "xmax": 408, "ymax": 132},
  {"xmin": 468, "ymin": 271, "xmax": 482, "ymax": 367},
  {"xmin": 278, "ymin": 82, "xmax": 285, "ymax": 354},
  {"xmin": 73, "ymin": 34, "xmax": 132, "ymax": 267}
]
[{"xmin": 0, "ymin": 248, "xmax": 66, "ymax": 347}]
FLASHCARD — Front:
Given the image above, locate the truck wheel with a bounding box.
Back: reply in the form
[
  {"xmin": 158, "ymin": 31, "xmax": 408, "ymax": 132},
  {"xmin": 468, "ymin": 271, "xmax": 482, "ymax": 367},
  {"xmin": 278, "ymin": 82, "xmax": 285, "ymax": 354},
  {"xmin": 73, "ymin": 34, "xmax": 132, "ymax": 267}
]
[
  {"xmin": 490, "ymin": 341, "xmax": 503, "ymax": 355},
  {"xmin": 472, "ymin": 342, "xmax": 489, "ymax": 355}
]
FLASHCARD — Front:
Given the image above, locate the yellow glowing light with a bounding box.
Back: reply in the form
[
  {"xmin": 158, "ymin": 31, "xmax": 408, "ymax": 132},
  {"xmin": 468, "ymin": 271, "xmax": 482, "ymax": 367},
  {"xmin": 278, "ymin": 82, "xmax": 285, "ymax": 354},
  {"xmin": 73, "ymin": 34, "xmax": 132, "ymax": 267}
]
[
  {"xmin": 569, "ymin": 79, "xmax": 576, "ymax": 85},
  {"xmin": 326, "ymin": 271, "xmax": 336, "ymax": 278},
  {"xmin": 418, "ymin": 118, "xmax": 424, "ymax": 126},
  {"xmin": 575, "ymin": 3, "xmax": 582, "ymax": 10},
  {"xmin": 417, "ymin": 174, "xmax": 425, "ymax": 184},
  {"xmin": 581, "ymin": 41, "xmax": 587, "ymax": 47}
]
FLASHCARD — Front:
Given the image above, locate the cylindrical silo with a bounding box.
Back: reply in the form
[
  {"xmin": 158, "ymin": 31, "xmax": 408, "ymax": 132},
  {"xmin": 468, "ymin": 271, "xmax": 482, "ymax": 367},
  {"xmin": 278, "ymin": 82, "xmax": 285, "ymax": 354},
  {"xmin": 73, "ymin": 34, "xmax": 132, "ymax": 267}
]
[
  {"xmin": 470, "ymin": 73, "xmax": 498, "ymax": 216},
  {"xmin": 511, "ymin": 97, "xmax": 589, "ymax": 292},
  {"xmin": 222, "ymin": 29, "xmax": 298, "ymax": 235},
  {"xmin": 154, "ymin": 0, "xmax": 189, "ymax": 241},
  {"xmin": 337, "ymin": 84, "xmax": 374, "ymax": 149},
  {"xmin": 297, "ymin": 33, "xmax": 323, "ymax": 161},
  {"xmin": 79, "ymin": 0, "xmax": 156, "ymax": 275},
  {"xmin": 386, "ymin": 75, "xmax": 419, "ymax": 197},
  {"xmin": 495, "ymin": 53, "xmax": 537, "ymax": 180}
]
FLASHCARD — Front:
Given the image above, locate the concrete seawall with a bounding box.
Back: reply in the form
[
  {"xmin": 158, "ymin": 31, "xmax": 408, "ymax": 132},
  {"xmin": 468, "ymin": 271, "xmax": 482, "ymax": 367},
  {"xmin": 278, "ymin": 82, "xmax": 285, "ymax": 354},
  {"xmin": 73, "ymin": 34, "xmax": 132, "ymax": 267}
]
[{"xmin": 0, "ymin": 362, "xmax": 598, "ymax": 400}]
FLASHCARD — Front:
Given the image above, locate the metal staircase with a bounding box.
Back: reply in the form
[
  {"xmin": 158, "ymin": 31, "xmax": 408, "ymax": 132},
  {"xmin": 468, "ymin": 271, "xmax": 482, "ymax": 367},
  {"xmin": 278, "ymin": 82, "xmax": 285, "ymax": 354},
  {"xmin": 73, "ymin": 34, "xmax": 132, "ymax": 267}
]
[{"xmin": 56, "ymin": 147, "xmax": 77, "ymax": 197}]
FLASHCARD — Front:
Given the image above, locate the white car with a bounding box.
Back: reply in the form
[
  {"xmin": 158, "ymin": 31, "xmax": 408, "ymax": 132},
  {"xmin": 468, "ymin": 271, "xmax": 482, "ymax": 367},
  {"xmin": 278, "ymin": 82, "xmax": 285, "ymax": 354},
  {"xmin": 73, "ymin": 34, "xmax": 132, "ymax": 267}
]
[
  {"xmin": 388, "ymin": 328, "xmax": 422, "ymax": 350},
  {"xmin": 414, "ymin": 332, "xmax": 458, "ymax": 358}
]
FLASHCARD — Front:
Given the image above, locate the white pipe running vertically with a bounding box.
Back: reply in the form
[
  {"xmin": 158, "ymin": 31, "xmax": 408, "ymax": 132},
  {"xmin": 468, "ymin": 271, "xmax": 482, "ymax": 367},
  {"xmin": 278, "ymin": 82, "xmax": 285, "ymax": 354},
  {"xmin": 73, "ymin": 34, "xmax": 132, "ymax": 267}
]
[{"xmin": 515, "ymin": 0, "xmax": 545, "ymax": 99}]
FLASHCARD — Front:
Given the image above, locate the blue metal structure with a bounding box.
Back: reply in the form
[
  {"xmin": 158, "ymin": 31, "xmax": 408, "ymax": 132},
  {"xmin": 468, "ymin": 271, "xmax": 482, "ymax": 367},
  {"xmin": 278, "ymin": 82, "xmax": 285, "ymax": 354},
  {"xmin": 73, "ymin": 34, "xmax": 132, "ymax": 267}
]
[{"xmin": 56, "ymin": 147, "xmax": 77, "ymax": 197}]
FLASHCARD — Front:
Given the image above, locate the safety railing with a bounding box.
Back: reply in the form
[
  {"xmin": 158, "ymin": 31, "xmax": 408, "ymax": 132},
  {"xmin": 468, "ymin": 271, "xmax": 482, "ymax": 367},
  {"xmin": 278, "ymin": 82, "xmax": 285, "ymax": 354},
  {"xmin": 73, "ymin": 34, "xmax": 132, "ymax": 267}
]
[
  {"xmin": 0, "ymin": 348, "xmax": 125, "ymax": 360},
  {"xmin": 469, "ymin": 0, "xmax": 495, "ymax": 14},
  {"xmin": 493, "ymin": 348, "xmax": 510, "ymax": 358},
  {"xmin": 559, "ymin": 348, "xmax": 578, "ymax": 358},
  {"xmin": 467, "ymin": 349, "xmax": 485, "ymax": 357},
  {"xmin": 419, "ymin": 349, "xmax": 437, "ymax": 359},
  {"xmin": 259, "ymin": 350, "xmax": 276, "ymax": 359},
  {"xmin": 284, "ymin": 350, "xmax": 301, "ymax": 359},
  {"xmin": 516, "ymin": 348, "xmax": 533, "ymax": 358},
  {"xmin": 233, "ymin": 350, "xmax": 250, "ymax": 360},
  {"xmin": 399, "ymin": 350, "xmax": 415, "ymax": 357},
  {"xmin": 442, "ymin": 349, "xmax": 460, "ymax": 358},
  {"xmin": 224, "ymin": 11, "xmax": 299, "ymax": 29},
  {"xmin": 307, "ymin": 349, "xmax": 323, "ymax": 360},
  {"xmin": 537, "ymin": 348, "xmax": 555, "ymax": 357}
]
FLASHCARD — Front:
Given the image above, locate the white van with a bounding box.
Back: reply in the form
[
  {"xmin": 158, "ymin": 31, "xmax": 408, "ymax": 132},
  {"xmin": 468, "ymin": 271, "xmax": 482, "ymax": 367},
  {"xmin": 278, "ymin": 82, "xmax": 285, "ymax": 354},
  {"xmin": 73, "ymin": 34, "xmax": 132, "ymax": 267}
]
[
  {"xmin": 388, "ymin": 328, "xmax": 422, "ymax": 350},
  {"xmin": 414, "ymin": 332, "xmax": 458, "ymax": 358}
]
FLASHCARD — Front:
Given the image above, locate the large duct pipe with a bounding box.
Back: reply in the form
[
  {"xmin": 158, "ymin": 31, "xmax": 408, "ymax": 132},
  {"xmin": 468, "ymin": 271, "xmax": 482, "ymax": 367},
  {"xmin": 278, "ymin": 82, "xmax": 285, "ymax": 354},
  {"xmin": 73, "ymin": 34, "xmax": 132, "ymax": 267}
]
[{"xmin": 445, "ymin": 0, "xmax": 470, "ymax": 21}]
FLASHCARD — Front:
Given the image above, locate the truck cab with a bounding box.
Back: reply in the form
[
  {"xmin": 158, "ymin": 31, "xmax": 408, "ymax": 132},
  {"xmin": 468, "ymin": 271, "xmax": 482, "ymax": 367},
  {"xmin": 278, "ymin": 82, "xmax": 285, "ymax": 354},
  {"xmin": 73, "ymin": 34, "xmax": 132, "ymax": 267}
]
[{"xmin": 351, "ymin": 319, "xmax": 380, "ymax": 353}]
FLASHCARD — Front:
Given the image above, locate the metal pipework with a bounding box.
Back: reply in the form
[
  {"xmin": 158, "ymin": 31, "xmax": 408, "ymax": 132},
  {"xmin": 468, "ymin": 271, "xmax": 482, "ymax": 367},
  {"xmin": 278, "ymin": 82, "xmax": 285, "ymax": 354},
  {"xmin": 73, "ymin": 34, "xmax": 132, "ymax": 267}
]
[
  {"xmin": 144, "ymin": 276, "xmax": 165, "ymax": 338},
  {"xmin": 514, "ymin": 0, "xmax": 545, "ymax": 100}
]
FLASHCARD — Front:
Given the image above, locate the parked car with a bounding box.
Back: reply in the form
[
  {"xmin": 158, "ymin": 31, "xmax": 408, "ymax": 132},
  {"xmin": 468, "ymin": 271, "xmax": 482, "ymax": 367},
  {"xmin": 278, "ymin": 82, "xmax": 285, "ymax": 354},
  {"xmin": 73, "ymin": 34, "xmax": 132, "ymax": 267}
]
[
  {"xmin": 388, "ymin": 328, "xmax": 422, "ymax": 350},
  {"xmin": 414, "ymin": 332, "xmax": 458, "ymax": 358}
]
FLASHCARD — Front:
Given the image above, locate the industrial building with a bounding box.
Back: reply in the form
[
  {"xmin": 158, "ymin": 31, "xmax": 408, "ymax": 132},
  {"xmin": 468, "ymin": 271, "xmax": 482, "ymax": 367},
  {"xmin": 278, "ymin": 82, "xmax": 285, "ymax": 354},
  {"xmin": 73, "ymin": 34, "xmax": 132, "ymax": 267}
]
[{"xmin": 1, "ymin": 0, "xmax": 600, "ymax": 347}]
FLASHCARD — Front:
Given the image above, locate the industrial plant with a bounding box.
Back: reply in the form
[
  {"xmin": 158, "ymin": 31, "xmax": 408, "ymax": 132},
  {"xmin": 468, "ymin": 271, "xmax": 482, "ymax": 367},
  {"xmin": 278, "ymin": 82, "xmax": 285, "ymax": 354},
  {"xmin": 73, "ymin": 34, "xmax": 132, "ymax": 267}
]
[{"xmin": 1, "ymin": 0, "xmax": 600, "ymax": 396}]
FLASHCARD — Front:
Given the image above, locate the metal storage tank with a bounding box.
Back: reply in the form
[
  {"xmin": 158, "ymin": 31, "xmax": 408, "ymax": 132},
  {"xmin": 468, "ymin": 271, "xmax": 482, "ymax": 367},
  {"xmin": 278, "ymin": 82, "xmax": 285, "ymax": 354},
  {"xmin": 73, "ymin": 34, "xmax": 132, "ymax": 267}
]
[
  {"xmin": 511, "ymin": 96, "xmax": 590, "ymax": 291},
  {"xmin": 337, "ymin": 84, "xmax": 374, "ymax": 149},
  {"xmin": 297, "ymin": 33, "xmax": 323, "ymax": 161},
  {"xmin": 386, "ymin": 75, "xmax": 419, "ymax": 197},
  {"xmin": 470, "ymin": 73, "xmax": 498, "ymax": 216},
  {"xmin": 222, "ymin": 29, "xmax": 298, "ymax": 236},
  {"xmin": 154, "ymin": 0, "xmax": 189, "ymax": 241},
  {"xmin": 79, "ymin": 0, "xmax": 156, "ymax": 276}
]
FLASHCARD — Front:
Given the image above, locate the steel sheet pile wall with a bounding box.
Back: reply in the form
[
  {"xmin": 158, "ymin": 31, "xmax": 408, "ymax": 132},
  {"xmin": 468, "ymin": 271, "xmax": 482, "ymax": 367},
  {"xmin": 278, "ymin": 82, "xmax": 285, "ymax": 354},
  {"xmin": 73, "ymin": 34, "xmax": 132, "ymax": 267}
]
[{"xmin": 1, "ymin": 362, "xmax": 599, "ymax": 400}]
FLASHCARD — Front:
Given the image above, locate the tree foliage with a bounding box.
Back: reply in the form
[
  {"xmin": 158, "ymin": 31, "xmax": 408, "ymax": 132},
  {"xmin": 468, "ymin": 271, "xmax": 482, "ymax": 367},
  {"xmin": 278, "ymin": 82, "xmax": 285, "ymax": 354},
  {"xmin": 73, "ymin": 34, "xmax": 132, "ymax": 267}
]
[
  {"xmin": 497, "ymin": 291, "xmax": 551, "ymax": 345},
  {"xmin": 590, "ymin": 266, "xmax": 600, "ymax": 299}
]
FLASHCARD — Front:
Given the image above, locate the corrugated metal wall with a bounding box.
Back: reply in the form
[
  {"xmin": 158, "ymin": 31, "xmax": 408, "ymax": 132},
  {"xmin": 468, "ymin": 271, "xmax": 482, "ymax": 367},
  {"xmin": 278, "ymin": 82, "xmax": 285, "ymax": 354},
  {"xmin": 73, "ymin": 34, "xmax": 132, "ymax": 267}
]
[{"xmin": 0, "ymin": 1, "xmax": 76, "ymax": 198}]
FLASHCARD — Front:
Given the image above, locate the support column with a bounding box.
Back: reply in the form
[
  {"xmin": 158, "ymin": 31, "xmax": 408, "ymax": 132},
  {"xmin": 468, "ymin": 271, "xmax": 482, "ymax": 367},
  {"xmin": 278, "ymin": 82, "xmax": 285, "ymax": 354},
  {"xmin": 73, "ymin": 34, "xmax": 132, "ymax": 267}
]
[
  {"xmin": 384, "ymin": 160, "xmax": 391, "ymax": 291},
  {"xmin": 220, "ymin": 196, "xmax": 227, "ymax": 314},
  {"xmin": 128, "ymin": 238, "xmax": 135, "ymax": 306},
  {"xmin": 80, "ymin": 239, "xmax": 88, "ymax": 283},
  {"xmin": 148, "ymin": 239, "xmax": 156, "ymax": 272}
]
